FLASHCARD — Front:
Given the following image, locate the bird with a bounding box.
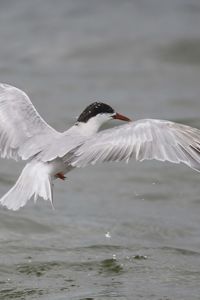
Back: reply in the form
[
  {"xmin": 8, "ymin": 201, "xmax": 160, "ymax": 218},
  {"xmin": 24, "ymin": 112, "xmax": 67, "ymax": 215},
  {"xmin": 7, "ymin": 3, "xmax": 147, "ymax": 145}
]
[{"xmin": 0, "ymin": 83, "xmax": 200, "ymax": 211}]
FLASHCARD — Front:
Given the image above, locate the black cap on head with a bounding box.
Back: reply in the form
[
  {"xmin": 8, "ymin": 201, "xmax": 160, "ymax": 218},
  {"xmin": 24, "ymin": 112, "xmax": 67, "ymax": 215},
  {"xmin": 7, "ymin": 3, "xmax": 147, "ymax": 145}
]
[{"xmin": 77, "ymin": 102, "xmax": 115, "ymax": 123}]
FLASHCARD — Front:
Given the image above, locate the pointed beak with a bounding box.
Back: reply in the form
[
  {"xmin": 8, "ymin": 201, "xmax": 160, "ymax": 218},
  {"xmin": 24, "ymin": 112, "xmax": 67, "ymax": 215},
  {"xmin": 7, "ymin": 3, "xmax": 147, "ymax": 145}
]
[{"xmin": 113, "ymin": 112, "xmax": 131, "ymax": 122}]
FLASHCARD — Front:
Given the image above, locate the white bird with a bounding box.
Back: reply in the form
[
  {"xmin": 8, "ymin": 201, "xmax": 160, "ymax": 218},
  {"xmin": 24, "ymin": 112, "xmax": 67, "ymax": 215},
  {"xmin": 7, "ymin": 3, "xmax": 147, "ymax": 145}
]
[{"xmin": 0, "ymin": 83, "xmax": 200, "ymax": 211}]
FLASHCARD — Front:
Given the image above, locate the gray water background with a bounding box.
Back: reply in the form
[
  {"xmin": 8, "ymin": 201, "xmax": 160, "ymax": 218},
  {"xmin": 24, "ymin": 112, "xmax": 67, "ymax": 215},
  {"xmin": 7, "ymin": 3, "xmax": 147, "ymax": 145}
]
[{"xmin": 0, "ymin": 0, "xmax": 200, "ymax": 299}]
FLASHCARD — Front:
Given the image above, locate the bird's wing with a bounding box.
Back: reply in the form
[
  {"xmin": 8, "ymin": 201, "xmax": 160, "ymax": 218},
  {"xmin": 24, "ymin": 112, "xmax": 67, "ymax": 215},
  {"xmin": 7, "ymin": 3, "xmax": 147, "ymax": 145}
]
[
  {"xmin": 0, "ymin": 83, "xmax": 59, "ymax": 160},
  {"xmin": 71, "ymin": 119, "xmax": 200, "ymax": 172}
]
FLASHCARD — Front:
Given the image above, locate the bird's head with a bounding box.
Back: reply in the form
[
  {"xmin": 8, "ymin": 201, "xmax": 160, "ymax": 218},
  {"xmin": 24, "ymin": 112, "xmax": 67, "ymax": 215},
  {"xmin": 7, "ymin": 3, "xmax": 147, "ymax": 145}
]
[{"xmin": 75, "ymin": 102, "xmax": 131, "ymax": 136}]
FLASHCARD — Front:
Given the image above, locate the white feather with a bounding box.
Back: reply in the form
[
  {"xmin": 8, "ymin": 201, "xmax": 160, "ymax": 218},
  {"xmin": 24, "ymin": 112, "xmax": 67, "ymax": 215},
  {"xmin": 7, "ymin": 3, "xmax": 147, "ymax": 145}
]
[
  {"xmin": 0, "ymin": 161, "xmax": 53, "ymax": 210},
  {"xmin": 0, "ymin": 83, "xmax": 59, "ymax": 160},
  {"xmin": 1, "ymin": 83, "xmax": 200, "ymax": 211},
  {"xmin": 71, "ymin": 119, "xmax": 200, "ymax": 172}
]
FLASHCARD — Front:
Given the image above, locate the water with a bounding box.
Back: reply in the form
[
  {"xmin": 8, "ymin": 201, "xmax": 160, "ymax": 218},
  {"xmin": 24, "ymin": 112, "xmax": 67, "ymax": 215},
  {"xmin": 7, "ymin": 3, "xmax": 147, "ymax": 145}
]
[{"xmin": 0, "ymin": 0, "xmax": 200, "ymax": 299}]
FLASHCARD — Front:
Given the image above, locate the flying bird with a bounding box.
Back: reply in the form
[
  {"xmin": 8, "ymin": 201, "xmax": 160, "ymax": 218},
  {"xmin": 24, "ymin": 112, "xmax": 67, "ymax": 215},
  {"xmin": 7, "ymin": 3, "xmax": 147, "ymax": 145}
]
[{"xmin": 0, "ymin": 83, "xmax": 200, "ymax": 210}]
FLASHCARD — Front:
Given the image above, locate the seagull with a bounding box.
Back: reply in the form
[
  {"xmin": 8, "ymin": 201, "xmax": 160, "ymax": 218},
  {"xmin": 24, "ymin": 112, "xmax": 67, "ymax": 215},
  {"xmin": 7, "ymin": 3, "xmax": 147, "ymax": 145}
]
[{"xmin": 0, "ymin": 83, "xmax": 200, "ymax": 211}]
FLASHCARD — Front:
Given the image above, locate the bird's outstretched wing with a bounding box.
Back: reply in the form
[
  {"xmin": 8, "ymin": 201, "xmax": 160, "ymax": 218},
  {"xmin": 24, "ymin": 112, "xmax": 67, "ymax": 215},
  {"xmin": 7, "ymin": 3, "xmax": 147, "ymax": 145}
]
[
  {"xmin": 71, "ymin": 119, "xmax": 200, "ymax": 171},
  {"xmin": 0, "ymin": 83, "xmax": 59, "ymax": 160}
]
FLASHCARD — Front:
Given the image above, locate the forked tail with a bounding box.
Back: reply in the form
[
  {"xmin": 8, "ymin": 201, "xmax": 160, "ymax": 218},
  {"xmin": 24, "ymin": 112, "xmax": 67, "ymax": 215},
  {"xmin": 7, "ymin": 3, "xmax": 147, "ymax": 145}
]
[{"xmin": 0, "ymin": 162, "xmax": 53, "ymax": 210}]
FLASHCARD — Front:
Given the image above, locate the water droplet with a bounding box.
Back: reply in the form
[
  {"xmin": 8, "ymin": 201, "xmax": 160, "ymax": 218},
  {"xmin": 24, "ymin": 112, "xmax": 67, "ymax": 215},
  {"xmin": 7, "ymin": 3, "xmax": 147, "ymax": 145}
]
[
  {"xmin": 105, "ymin": 231, "xmax": 111, "ymax": 238},
  {"xmin": 112, "ymin": 254, "xmax": 116, "ymax": 260}
]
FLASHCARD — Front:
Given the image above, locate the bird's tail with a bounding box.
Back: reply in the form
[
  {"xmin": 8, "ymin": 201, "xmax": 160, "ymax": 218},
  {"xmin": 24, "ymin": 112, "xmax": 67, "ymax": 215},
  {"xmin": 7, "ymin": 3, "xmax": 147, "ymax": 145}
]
[{"xmin": 0, "ymin": 162, "xmax": 53, "ymax": 211}]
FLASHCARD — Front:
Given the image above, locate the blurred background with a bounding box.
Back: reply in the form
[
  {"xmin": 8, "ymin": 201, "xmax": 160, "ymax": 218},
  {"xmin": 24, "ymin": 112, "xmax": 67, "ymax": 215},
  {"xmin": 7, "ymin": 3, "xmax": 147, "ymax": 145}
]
[{"xmin": 0, "ymin": 1, "xmax": 200, "ymax": 299}]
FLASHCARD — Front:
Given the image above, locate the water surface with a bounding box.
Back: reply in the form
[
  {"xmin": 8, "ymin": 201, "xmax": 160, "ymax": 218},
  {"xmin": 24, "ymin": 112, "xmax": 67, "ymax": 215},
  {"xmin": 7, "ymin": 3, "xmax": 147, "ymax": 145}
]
[{"xmin": 0, "ymin": 0, "xmax": 200, "ymax": 299}]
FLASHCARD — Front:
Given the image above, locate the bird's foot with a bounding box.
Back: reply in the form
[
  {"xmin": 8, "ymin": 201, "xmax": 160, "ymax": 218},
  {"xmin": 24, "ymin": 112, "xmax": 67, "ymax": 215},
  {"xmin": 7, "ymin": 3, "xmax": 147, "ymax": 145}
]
[{"xmin": 56, "ymin": 172, "xmax": 67, "ymax": 180}]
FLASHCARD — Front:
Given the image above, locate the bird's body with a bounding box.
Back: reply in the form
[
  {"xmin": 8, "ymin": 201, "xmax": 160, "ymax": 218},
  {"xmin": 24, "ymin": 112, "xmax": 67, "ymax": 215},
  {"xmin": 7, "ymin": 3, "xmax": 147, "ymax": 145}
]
[{"xmin": 0, "ymin": 83, "xmax": 200, "ymax": 210}]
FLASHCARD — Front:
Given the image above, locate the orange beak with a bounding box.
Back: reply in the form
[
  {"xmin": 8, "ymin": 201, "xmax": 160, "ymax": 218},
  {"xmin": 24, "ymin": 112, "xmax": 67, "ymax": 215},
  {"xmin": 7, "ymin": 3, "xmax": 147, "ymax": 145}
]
[{"xmin": 113, "ymin": 112, "xmax": 131, "ymax": 122}]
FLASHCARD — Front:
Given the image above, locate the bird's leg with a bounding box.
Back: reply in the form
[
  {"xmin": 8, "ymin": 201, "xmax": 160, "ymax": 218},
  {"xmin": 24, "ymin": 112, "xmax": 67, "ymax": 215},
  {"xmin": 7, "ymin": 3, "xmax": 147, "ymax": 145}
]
[{"xmin": 56, "ymin": 172, "xmax": 66, "ymax": 180}]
